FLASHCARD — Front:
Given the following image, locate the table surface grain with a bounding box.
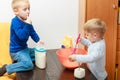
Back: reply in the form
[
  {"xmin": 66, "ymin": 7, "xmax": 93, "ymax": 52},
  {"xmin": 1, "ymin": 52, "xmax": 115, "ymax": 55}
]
[{"xmin": 16, "ymin": 49, "xmax": 96, "ymax": 80}]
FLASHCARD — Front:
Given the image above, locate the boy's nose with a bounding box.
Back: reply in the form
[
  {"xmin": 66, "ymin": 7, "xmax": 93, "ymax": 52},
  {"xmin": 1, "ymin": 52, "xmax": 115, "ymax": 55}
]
[{"xmin": 26, "ymin": 9, "xmax": 30, "ymax": 14}]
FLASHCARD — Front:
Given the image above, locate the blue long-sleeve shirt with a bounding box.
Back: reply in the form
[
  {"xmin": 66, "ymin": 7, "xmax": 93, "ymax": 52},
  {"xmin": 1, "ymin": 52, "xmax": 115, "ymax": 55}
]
[{"xmin": 10, "ymin": 16, "xmax": 40, "ymax": 53}]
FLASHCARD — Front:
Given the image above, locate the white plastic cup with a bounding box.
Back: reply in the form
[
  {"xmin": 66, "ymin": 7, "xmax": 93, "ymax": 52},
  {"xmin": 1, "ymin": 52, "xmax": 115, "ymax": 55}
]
[
  {"xmin": 74, "ymin": 67, "xmax": 85, "ymax": 79},
  {"xmin": 34, "ymin": 47, "xmax": 46, "ymax": 69}
]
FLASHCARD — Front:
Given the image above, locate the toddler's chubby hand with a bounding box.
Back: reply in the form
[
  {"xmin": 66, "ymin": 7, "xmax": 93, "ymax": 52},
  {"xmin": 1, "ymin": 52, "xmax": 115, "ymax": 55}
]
[
  {"xmin": 25, "ymin": 17, "xmax": 32, "ymax": 24},
  {"xmin": 68, "ymin": 54, "xmax": 77, "ymax": 62}
]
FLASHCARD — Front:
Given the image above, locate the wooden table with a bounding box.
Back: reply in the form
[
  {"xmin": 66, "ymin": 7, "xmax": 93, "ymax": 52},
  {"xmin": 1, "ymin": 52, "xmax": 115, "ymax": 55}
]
[{"xmin": 16, "ymin": 49, "xmax": 96, "ymax": 80}]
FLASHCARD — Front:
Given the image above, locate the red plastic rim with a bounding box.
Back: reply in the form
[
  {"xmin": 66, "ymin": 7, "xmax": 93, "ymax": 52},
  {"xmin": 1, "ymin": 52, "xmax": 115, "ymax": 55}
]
[{"xmin": 56, "ymin": 48, "xmax": 87, "ymax": 69}]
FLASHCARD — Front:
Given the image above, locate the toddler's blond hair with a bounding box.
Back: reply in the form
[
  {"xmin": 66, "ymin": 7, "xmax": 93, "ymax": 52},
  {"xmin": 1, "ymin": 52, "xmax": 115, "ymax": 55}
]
[{"xmin": 84, "ymin": 18, "xmax": 106, "ymax": 37}]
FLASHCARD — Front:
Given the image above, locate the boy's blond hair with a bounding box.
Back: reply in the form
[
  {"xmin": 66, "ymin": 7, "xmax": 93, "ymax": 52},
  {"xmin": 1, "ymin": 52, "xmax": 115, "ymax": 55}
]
[
  {"xmin": 11, "ymin": 0, "xmax": 29, "ymax": 9},
  {"xmin": 84, "ymin": 18, "xmax": 106, "ymax": 36}
]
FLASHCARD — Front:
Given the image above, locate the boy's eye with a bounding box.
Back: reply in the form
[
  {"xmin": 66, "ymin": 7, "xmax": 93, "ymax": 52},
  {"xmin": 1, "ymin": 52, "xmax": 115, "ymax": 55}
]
[
  {"xmin": 84, "ymin": 33, "xmax": 87, "ymax": 36},
  {"xmin": 23, "ymin": 8, "xmax": 27, "ymax": 11},
  {"xmin": 86, "ymin": 35, "xmax": 88, "ymax": 37},
  {"xmin": 84, "ymin": 34, "xmax": 87, "ymax": 38},
  {"xmin": 23, "ymin": 8, "xmax": 30, "ymax": 11}
]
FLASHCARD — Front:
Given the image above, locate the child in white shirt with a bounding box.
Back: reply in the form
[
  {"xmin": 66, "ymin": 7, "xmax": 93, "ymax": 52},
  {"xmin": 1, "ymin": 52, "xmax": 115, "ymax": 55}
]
[{"xmin": 69, "ymin": 18, "xmax": 108, "ymax": 80}]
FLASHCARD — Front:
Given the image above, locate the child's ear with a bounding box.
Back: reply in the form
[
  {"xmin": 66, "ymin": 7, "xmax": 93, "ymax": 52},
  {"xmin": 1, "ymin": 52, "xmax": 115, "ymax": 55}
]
[{"xmin": 13, "ymin": 8, "xmax": 18, "ymax": 15}]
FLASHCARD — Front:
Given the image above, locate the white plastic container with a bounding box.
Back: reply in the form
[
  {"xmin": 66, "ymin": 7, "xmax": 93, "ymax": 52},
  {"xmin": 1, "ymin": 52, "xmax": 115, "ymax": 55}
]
[
  {"xmin": 34, "ymin": 47, "xmax": 46, "ymax": 69},
  {"xmin": 74, "ymin": 67, "xmax": 85, "ymax": 79}
]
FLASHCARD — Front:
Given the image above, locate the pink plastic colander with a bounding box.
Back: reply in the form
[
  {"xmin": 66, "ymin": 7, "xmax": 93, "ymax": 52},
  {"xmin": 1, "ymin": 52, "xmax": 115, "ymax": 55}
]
[{"xmin": 56, "ymin": 48, "xmax": 87, "ymax": 69}]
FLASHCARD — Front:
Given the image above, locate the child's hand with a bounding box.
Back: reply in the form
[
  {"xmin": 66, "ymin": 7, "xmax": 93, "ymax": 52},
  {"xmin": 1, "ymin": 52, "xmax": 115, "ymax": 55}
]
[
  {"xmin": 25, "ymin": 17, "xmax": 32, "ymax": 24},
  {"xmin": 68, "ymin": 54, "xmax": 77, "ymax": 62},
  {"xmin": 39, "ymin": 40, "xmax": 44, "ymax": 45},
  {"xmin": 37, "ymin": 40, "xmax": 44, "ymax": 45},
  {"xmin": 36, "ymin": 40, "xmax": 44, "ymax": 47}
]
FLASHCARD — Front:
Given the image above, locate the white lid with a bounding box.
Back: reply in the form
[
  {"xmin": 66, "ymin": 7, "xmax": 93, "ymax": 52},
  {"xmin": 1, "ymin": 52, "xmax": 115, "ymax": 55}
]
[{"xmin": 34, "ymin": 47, "xmax": 46, "ymax": 52}]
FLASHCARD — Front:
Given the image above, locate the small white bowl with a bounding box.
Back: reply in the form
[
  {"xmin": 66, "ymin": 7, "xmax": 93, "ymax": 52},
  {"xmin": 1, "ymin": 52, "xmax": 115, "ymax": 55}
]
[{"xmin": 74, "ymin": 67, "xmax": 85, "ymax": 79}]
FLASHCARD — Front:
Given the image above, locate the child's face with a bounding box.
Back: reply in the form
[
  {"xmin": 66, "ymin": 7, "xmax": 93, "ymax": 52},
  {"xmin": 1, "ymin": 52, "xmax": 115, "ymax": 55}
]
[
  {"xmin": 14, "ymin": 1, "xmax": 30, "ymax": 21},
  {"xmin": 85, "ymin": 31, "xmax": 99, "ymax": 43}
]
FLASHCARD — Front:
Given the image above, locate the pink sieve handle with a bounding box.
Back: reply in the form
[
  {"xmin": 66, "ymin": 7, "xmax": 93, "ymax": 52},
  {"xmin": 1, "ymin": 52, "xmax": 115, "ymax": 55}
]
[
  {"xmin": 76, "ymin": 33, "xmax": 80, "ymax": 44},
  {"xmin": 72, "ymin": 33, "xmax": 81, "ymax": 54},
  {"xmin": 72, "ymin": 48, "xmax": 77, "ymax": 54}
]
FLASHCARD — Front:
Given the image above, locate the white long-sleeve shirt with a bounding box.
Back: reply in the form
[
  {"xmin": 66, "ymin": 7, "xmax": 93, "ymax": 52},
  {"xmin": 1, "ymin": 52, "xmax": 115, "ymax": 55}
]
[{"xmin": 76, "ymin": 38, "xmax": 107, "ymax": 80}]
